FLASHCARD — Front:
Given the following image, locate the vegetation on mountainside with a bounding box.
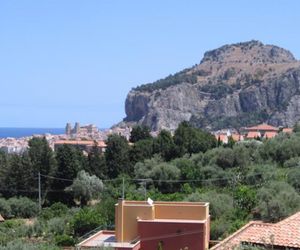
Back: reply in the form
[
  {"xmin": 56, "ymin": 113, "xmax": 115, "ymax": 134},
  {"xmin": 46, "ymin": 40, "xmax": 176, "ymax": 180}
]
[
  {"xmin": 133, "ymin": 68, "xmax": 198, "ymax": 92},
  {"xmin": 1, "ymin": 123, "xmax": 300, "ymax": 248},
  {"xmin": 190, "ymin": 110, "xmax": 270, "ymax": 130}
]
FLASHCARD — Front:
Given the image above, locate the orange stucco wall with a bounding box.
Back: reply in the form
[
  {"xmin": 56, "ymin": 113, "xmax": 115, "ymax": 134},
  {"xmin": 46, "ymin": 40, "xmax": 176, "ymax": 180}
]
[
  {"xmin": 115, "ymin": 200, "xmax": 154, "ymax": 242},
  {"xmin": 154, "ymin": 202, "xmax": 208, "ymax": 220},
  {"xmin": 122, "ymin": 205, "xmax": 154, "ymax": 242},
  {"xmin": 115, "ymin": 200, "xmax": 209, "ymax": 248}
]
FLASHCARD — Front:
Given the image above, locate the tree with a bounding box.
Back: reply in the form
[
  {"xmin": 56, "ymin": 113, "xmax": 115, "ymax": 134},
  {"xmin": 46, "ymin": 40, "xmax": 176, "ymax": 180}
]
[
  {"xmin": 234, "ymin": 185, "xmax": 257, "ymax": 213},
  {"xmin": 88, "ymin": 142, "xmax": 107, "ymax": 179},
  {"xmin": 172, "ymin": 158, "xmax": 198, "ymax": 180},
  {"xmin": 48, "ymin": 145, "xmax": 86, "ymax": 205},
  {"xmin": 134, "ymin": 159, "xmax": 180, "ymax": 193},
  {"xmin": 256, "ymin": 181, "xmax": 300, "ymax": 222},
  {"xmin": 129, "ymin": 125, "xmax": 151, "ymax": 143},
  {"xmin": 28, "ymin": 137, "xmax": 57, "ymax": 201},
  {"xmin": 1, "ymin": 153, "xmax": 35, "ymax": 198},
  {"xmin": 66, "ymin": 170, "xmax": 104, "ymax": 206},
  {"xmin": 174, "ymin": 122, "xmax": 216, "ymax": 156},
  {"xmin": 186, "ymin": 191, "xmax": 234, "ymax": 219},
  {"xmin": 287, "ymin": 168, "xmax": 300, "ymax": 192},
  {"xmin": 154, "ymin": 130, "xmax": 178, "ymax": 161},
  {"xmin": 105, "ymin": 134, "xmax": 131, "ymax": 178},
  {"xmin": 214, "ymin": 147, "xmax": 236, "ymax": 169},
  {"xmin": 28, "ymin": 137, "xmax": 56, "ymax": 175},
  {"xmin": 0, "ymin": 151, "xmax": 8, "ymax": 184},
  {"xmin": 130, "ymin": 139, "xmax": 154, "ymax": 163},
  {"xmin": 293, "ymin": 122, "xmax": 300, "ymax": 133}
]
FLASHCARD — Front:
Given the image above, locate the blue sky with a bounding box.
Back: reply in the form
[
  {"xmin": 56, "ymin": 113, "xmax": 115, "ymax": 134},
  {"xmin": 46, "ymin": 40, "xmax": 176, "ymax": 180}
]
[{"xmin": 0, "ymin": 0, "xmax": 299, "ymax": 128}]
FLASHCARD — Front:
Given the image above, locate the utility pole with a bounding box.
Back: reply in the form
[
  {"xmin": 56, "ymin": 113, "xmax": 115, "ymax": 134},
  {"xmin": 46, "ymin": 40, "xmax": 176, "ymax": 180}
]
[
  {"xmin": 38, "ymin": 172, "xmax": 41, "ymax": 213},
  {"xmin": 122, "ymin": 177, "xmax": 125, "ymax": 199}
]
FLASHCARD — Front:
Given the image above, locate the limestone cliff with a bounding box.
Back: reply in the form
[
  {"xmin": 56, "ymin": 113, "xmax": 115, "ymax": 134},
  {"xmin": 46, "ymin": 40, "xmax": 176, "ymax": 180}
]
[{"xmin": 123, "ymin": 41, "xmax": 300, "ymax": 131}]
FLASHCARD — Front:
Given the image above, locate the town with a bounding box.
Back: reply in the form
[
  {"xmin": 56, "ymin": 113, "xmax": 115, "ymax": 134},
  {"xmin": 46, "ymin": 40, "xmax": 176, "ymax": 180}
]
[
  {"xmin": 1, "ymin": 1, "xmax": 300, "ymax": 249},
  {"xmin": 0, "ymin": 122, "xmax": 293, "ymax": 155}
]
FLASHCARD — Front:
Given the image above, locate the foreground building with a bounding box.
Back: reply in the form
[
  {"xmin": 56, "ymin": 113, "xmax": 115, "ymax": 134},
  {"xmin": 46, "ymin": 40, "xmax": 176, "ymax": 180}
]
[
  {"xmin": 77, "ymin": 199, "xmax": 210, "ymax": 250},
  {"xmin": 211, "ymin": 212, "xmax": 300, "ymax": 250}
]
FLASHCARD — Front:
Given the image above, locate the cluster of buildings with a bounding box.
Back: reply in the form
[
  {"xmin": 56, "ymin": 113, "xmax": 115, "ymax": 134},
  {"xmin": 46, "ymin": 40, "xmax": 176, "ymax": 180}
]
[
  {"xmin": 0, "ymin": 123, "xmax": 295, "ymax": 155},
  {"xmin": 65, "ymin": 122, "xmax": 132, "ymax": 141},
  {"xmin": 214, "ymin": 123, "xmax": 293, "ymax": 144},
  {"xmin": 0, "ymin": 133, "xmax": 67, "ymax": 154},
  {"xmin": 0, "ymin": 123, "xmax": 133, "ymax": 155},
  {"xmin": 0, "ymin": 137, "xmax": 29, "ymax": 154},
  {"xmin": 65, "ymin": 122, "xmax": 103, "ymax": 139},
  {"xmin": 76, "ymin": 199, "xmax": 300, "ymax": 250}
]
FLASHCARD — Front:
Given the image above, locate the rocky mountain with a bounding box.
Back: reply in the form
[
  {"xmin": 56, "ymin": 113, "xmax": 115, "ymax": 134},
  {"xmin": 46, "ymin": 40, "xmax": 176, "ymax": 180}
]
[{"xmin": 123, "ymin": 41, "xmax": 300, "ymax": 131}]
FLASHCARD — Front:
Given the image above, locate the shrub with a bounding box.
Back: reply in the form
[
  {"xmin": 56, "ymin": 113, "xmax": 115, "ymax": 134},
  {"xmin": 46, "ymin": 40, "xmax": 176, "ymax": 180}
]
[
  {"xmin": 0, "ymin": 198, "xmax": 11, "ymax": 218},
  {"xmin": 283, "ymin": 157, "xmax": 300, "ymax": 168},
  {"xmin": 54, "ymin": 234, "xmax": 75, "ymax": 246},
  {"xmin": 47, "ymin": 217, "xmax": 66, "ymax": 235},
  {"xmin": 39, "ymin": 202, "xmax": 68, "ymax": 220},
  {"xmin": 0, "ymin": 240, "xmax": 60, "ymax": 250},
  {"xmin": 71, "ymin": 207, "xmax": 104, "ymax": 236},
  {"xmin": 8, "ymin": 197, "xmax": 38, "ymax": 218},
  {"xmin": 25, "ymin": 220, "xmax": 44, "ymax": 237}
]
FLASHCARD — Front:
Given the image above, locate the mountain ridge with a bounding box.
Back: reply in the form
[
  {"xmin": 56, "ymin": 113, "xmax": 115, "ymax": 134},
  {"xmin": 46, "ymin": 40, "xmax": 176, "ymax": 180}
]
[{"xmin": 122, "ymin": 40, "xmax": 300, "ymax": 131}]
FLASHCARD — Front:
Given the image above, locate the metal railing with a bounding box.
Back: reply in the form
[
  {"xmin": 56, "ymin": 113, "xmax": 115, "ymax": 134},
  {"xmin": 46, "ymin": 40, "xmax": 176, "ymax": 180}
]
[{"xmin": 77, "ymin": 224, "xmax": 115, "ymax": 243}]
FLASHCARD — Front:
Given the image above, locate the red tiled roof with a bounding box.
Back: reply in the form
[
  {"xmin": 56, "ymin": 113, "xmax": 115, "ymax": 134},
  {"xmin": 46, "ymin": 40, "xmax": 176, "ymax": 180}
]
[
  {"xmin": 231, "ymin": 134, "xmax": 241, "ymax": 142},
  {"xmin": 216, "ymin": 134, "xmax": 228, "ymax": 143},
  {"xmin": 282, "ymin": 128, "xmax": 293, "ymax": 133},
  {"xmin": 246, "ymin": 131, "xmax": 261, "ymax": 139},
  {"xmin": 54, "ymin": 140, "xmax": 106, "ymax": 147},
  {"xmin": 263, "ymin": 131, "xmax": 278, "ymax": 139},
  {"xmin": 211, "ymin": 212, "xmax": 300, "ymax": 250},
  {"xmin": 246, "ymin": 124, "xmax": 279, "ymax": 131}
]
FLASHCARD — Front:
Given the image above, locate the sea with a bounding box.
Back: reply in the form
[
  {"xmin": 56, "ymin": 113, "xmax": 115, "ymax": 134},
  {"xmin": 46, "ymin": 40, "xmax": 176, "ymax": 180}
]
[{"xmin": 0, "ymin": 128, "xmax": 65, "ymax": 138}]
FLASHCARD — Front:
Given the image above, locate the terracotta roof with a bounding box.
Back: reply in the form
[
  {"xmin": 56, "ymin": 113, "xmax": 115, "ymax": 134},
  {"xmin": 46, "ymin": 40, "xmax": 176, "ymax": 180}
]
[
  {"xmin": 54, "ymin": 140, "xmax": 106, "ymax": 147},
  {"xmin": 246, "ymin": 131, "xmax": 261, "ymax": 139},
  {"xmin": 0, "ymin": 214, "xmax": 4, "ymax": 222},
  {"xmin": 282, "ymin": 128, "xmax": 293, "ymax": 133},
  {"xmin": 231, "ymin": 134, "xmax": 242, "ymax": 142},
  {"xmin": 246, "ymin": 124, "xmax": 279, "ymax": 131},
  {"xmin": 211, "ymin": 212, "xmax": 300, "ymax": 250},
  {"xmin": 263, "ymin": 131, "xmax": 278, "ymax": 139},
  {"xmin": 216, "ymin": 134, "xmax": 228, "ymax": 143}
]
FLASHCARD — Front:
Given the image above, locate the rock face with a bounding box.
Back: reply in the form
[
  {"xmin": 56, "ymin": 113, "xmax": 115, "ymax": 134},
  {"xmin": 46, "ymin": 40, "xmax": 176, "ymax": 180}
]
[{"xmin": 123, "ymin": 41, "xmax": 300, "ymax": 131}]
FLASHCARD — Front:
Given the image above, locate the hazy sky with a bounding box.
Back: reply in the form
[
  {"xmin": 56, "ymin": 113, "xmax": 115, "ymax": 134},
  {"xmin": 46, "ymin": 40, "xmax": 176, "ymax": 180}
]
[{"xmin": 0, "ymin": 0, "xmax": 299, "ymax": 128}]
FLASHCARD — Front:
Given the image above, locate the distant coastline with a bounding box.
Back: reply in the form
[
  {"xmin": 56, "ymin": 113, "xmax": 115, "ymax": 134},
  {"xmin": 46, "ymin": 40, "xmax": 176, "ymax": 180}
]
[{"xmin": 0, "ymin": 128, "xmax": 65, "ymax": 138}]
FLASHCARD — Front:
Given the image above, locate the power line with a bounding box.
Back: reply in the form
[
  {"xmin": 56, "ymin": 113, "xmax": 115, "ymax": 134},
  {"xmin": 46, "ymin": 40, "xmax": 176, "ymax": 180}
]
[
  {"xmin": 40, "ymin": 174, "xmax": 73, "ymax": 182},
  {"xmin": 0, "ymin": 172, "xmax": 267, "ymax": 195}
]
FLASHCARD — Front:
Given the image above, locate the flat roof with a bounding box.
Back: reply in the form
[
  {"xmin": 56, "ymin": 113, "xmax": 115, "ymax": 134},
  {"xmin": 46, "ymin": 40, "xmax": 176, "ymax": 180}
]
[
  {"xmin": 117, "ymin": 200, "xmax": 209, "ymax": 207},
  {"xmin": 138, "ymin": 218, "xmax": 207, "ymax": 223},
  {"xmin": 77, "ymin": 230, "xmax": 140, "ymax": 249}
]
